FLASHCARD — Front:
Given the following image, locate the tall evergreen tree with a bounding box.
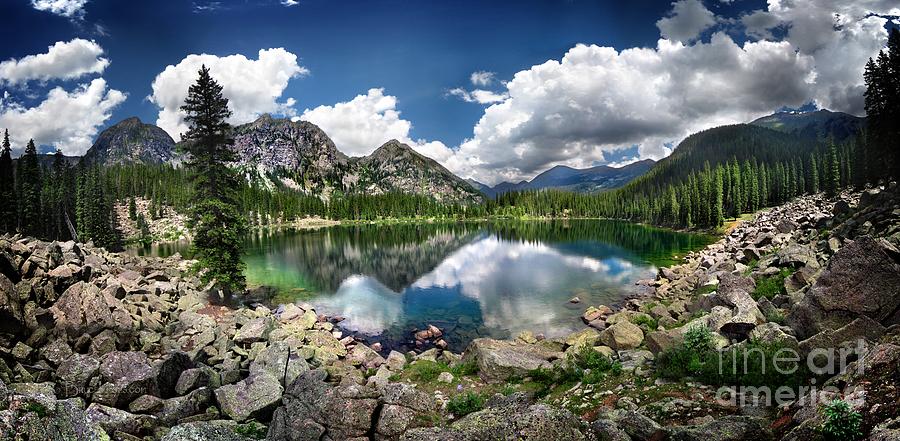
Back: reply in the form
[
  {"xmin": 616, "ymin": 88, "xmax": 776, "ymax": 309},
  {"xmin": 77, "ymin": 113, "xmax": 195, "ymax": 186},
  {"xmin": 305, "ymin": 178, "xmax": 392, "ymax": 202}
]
[
  {"xmin": 18, "ymin": 139, "xmax": 42, "ymax": 236},
  {"xmin": 0, "ymin": 130, "xmax": 16, "ymax": 233},
  {"xmin": 825, "ymin": 140, "xmax": 841, "ymax": 197},
  {"xmin": 713, "ymin": 166, "xmax": 724, "ymax": 227},
  {"xmin": 180, "ymin": 65, "xmax": 247, "ymax": 292}
]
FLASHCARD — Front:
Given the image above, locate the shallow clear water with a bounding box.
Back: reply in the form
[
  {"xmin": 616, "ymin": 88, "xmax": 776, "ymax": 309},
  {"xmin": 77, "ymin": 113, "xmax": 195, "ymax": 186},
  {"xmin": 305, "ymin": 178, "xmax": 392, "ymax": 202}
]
[{"xmin": 131, "ymin": 220, "xmax": 712, "ymax": 352}]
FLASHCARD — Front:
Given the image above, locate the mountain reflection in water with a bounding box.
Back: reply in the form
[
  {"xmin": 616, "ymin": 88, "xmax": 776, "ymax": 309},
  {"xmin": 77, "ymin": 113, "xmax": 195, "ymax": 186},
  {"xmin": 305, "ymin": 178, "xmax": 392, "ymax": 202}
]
[{"xmin": 131, "ymin": 220, "xmax": 712, "ymax": 352}]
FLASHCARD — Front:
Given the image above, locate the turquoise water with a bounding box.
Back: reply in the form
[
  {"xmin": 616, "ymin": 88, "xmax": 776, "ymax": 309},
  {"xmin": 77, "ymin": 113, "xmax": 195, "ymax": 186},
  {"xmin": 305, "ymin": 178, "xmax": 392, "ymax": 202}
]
[{"xmin": 132, "ymin": 220, "xmax": 712, "ymax": 352}]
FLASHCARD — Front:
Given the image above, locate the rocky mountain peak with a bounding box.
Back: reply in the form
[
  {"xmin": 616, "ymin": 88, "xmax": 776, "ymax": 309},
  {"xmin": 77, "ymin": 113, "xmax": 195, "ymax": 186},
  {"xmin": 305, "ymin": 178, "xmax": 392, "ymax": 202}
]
[{"xmin": 81, "ymin": 116, "xmax": 176, "ymax": 167}]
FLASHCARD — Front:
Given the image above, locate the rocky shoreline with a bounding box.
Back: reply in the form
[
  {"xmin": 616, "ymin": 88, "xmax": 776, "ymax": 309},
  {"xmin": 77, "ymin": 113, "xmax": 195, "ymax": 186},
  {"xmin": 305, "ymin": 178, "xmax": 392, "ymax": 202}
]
[{"xmin": 0, "ymin": 186, "xmax": 898, "ymax": 440}]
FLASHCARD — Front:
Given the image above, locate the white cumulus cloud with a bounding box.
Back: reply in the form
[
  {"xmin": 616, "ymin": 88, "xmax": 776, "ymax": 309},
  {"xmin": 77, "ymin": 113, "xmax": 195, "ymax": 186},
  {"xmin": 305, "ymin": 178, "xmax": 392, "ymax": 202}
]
[
  {"xmin": 428, "ymin": 0, "xmax": 898, "ymax": 185},
  {"xmin": 0, "ymin": 78, "xmax": 126, "ymax": 155},
  {"xmin": 447, "ymin": 87, "xmax": 508, "ymax": 104},
  {"xmin": 656, "ymin": 0, "xmax": 717, "ymax": 43},
  {"xmin": 31, "ymin": 0, "xmax": 88, "ymax": 18},
  {"xmin": 300, "ymin": 88, "xmax": 455, "ymax": 160},
  {"xmin": 470, "ymin": 71, "xmax": 496, "ymax": 87},
  {"xmin": 0, "ymin": 39, "xmax": 109, "ymax": 86},
  {"xmin": 148, "ymin": 48, "xmax": 308, "ymax": 140}
]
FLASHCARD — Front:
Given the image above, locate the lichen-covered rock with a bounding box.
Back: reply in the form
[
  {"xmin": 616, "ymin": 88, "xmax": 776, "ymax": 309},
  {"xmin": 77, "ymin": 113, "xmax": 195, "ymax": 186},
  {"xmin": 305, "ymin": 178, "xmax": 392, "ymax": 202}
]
[
  {"xmin": 666, "ymin": 415, "xmax": 773, "ymax": 440},
  {"xmin": 93, "ymin": 351, "xmax": 158, "ymax": 408},
  {"xmin": 460, "ymin": 338, "xmax": 561, "ymax": 382},
  {"xmin": 161, "ymin": 420, "xmax": 252, "ymax": 441},
  {"xmin": 599, "ymin": 321, "xmax": 644, "ymax": 351},
  {"xmin": 86, "ymin": 403, "xmax": 156, "ymax": 436},
  {"xmin": 249, "ymin": 341, "xmax": 309, "ymax": 387},
  {"xmin": 215, "ymin": 373, "xmax": 283, "ymax": 422},
  {"xmin": 55, "ymin": 353, "xmax": 100, "ymax": 398},
  {"xmin": 401, "ymin": 393, "xmax": 591, "ymax": 441},
  {"xmin": 788, "ymin": 236, "xmax": 900, "ymax": 339},
  {"xmin": 266, "ymin": 369, "xmax": 380, "ymax": 441}
]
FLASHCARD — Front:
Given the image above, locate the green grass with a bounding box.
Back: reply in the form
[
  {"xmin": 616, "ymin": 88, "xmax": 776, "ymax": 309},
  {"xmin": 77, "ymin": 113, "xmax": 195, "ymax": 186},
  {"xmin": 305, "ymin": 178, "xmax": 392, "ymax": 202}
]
[
  {"xmin": 233, "ymin": 421, "xmax": 267, "ymax": 439},
  {"xmin": 692, "ymin": 283, "xmax": 718, "ymax": 298},
  {"xmin": 752, "ymin": 268, "xmax": 794, "ymax": 300},
  {"xmin": 657, "ymin": 326, "xmax": 812, "ymax": 390},
  {"xmin": 407, "ymin": 360, "xmax": 479, "ymax": 383},
  {"xmin": 527, "ymin": 345, "xmax": 622, "ymax": 397},
  {"xmin": 631, "ymin": 314, "xmax": 658, "ymax": 330},
  {"xmin": 446, "ymin": 392, "xmax": 485, "ymax": 417}
]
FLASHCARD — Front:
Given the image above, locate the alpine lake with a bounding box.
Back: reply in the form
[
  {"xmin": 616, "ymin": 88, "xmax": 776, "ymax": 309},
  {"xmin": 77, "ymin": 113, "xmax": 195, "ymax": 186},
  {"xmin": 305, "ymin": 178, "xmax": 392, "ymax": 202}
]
[{"xmin": 130, "ymin": 220, "xmax": 714, "ymax": 353}]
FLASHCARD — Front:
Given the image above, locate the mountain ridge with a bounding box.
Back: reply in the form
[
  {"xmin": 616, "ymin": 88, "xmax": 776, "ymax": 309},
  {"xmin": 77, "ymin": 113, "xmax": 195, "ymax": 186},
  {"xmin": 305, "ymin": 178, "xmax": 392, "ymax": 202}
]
[{"xmin": 474, "ymin": 159, "xmax": 656, "ymax": 198}]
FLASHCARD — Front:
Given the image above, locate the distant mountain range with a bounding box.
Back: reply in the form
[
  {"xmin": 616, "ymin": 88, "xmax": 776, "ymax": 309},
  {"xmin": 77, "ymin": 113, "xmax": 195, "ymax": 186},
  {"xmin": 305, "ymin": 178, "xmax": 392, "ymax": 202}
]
[
  {"xmin": 469, "ymin": 160, "xmax": 656, "ymax": 198},
  {"xmin": 79, "ymin": 115, "xmax": 482, "ymax": 204},
  {"xmin": 750, "ymin": 109, "xmax": 865, "ymax": 142},
  {"xmin": 30, "ymin": 108, "xmax": 863, "ymax": 204}
]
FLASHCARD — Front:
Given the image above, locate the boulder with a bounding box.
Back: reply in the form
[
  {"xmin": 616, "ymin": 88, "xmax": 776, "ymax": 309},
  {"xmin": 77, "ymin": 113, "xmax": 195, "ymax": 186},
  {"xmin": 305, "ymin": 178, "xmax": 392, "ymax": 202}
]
[
  {"xmin": 460, "ymin": 338, "xmax": 561, "ymax": 382},
  {"xmin": 345, "ymin": 343, "xmax": 386, "ymax": 370},
  {"xmin": 233, "ymin": 317, "xmax": 273, "ymax": 344},
  {"xmin": 612, "ymin": 410, "xmax": 663, "ymax": 440},
  {"xmin": 645, "ymin": 329, "xmax": 683, "ymax": 355},
  {"xmin": 599, "ymin": 322, "xmax": 644, "ymax": 351},
  {"xmin": 249, "ymin": 341, "xmax": 309, "ymax": 387},
  {"xmin": 214, "ymin": 373, "xmax": 283, "ymax": 422},
  {"xmin": 154, "ymin": 351, "xmax": 194, "ymax": 398},
  {"xmin": 93, "ymin": 351, "xmax": 158, "ymax": 408},
  {"xmin": 787, "ymin": 237, "xmax": 900, "ymax": 339},
  {"xmin": 267, "ymin": 369, "xmax": 380, "ymax": 441},
  {"xmin": 666, "ymin": 415, "xmax": 773, "ymax": 440},
  {"xmin": 86, "ymin": 403, "xmax": 155, "ymax": 436},
  {"xmin": 401, "ymin": 393, "xmax": 591, "ymax": 441},
  {"xmin": 564, "ymin": 328, "xmax": 601, "ymax": 349},
  {"xmin": 376, "ymin": 382, "xmax": 439, "ymax": 438},
  {"xmin": 49, "ymin": 281, "xmax": 131, "ymax": 338},
  {"xmin": 175, "ymin": 367, "xmax": 219, "ymax": 396},
  {"xmin": 0, "ymin": 397, "xmax": 109, "ymax": 441},
  {"xmin": 55, "ymin": 353, "xmax": 100, "ymax": 398},
  {"xmin": 161, "ymin": 421, "xmax": 252, "ymax": 441},
  {"xmin": 0, "ymin": 274, "xmax": 25, "ymax": 336},
  {"xmin": 156, "ymin": 386, "xmax": 214, "ymax": 426}
]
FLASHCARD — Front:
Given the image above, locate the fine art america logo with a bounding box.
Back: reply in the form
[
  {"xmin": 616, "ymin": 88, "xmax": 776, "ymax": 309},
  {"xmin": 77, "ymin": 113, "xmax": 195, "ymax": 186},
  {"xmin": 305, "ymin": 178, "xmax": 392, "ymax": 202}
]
[{"xmin": 714, "ymin": 339, "xmax": 868, "ymax": 408}]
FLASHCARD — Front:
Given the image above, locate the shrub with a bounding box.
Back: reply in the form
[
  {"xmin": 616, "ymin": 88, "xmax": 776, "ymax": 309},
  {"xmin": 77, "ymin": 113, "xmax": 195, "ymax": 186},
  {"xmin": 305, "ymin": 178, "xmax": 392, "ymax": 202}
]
[
  {"xmin": 446, "ymin": 392, "xmax": 485, "ymax": 417},
  {"xmin": 527, "ymin": 345, "xmax": 622, "ymax": 397},
  {"xmin": 752, "ymin": 268, "xmax": 794, "ymax": 300},
  {"xmin": 821, "ymin": 400, "xmax": 862, "ymax": 441},
  {"xmin": 450, "ymin": 361, "xmax": 479, "ymax": 377},
  {"xmin": 631, "ymin": 314, "xmax": 658, "ymax": 330},
  {"xmin": 234, "ymin": 421, "xmax": 267, "ymax": 439}
]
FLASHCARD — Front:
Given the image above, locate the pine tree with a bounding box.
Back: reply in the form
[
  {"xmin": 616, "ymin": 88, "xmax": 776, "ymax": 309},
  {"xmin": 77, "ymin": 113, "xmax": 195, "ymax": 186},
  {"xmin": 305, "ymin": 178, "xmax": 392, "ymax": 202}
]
[
  {"xmin": 825, "ymin": 141, "xmax": 840, "ymax": 197},
  {"xmin": 180, "ymin": 65, "xmax": 247, "ymax": 292},
  {"xmin": 713, "ymin": 166, "xmax": 724, "ymax": 227},
  {"xmin": 0, "ymin": 130, "xmax": 16, "ymax": 233},
  {"xmin": 18, "ymin": 139, "xmax": 42, "ymax": 236}
]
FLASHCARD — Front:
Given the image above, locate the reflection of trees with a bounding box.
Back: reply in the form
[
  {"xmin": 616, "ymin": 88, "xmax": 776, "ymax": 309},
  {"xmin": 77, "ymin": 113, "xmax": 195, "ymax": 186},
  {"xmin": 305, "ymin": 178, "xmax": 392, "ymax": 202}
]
[
  {"xmin": 486, "ymin": 220, "xmax": 713, "ymax": 266},
  {"xmin": 245, "ymin": 224, "xmax": 480, "ymax": 292}
]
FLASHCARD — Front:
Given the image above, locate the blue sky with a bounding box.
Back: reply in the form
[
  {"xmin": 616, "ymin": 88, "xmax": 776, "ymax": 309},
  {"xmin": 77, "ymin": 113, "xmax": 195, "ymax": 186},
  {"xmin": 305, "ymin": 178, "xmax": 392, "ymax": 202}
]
[{"xmin": 1, "ymin": 0, "xmax": 897, "ymax": 184}]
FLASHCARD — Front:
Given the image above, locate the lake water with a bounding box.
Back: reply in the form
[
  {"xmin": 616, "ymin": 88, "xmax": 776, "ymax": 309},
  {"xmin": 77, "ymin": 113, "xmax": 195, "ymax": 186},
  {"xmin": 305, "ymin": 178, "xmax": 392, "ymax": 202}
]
[{"xmin": 131, "ymin": 220, "xmax": 712, "ymax": 352}]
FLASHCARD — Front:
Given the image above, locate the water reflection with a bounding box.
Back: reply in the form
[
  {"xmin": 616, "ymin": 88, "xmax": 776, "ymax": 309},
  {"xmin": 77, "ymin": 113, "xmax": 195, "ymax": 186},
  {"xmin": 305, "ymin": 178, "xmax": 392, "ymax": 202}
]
[{"xmin": 130, "ymin": 220, "xmax": 712, "ymax": 351}]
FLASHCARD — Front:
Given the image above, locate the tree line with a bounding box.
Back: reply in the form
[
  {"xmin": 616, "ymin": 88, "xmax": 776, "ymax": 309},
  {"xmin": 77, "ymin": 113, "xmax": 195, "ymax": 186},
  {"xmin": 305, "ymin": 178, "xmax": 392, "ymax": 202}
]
[{"xmin": 0, "ymin": 130, "xmax": 121, "ymax": 249}]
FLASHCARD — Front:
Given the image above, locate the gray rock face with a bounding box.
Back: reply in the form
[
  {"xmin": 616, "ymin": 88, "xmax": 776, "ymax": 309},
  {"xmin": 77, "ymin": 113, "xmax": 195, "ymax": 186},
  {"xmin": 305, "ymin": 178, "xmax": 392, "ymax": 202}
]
[
  {"xmin": 0, "ymin": 273, "xmax": 25, "ymax": 336},
  {"xmin": 249, "ymin": 341, "xmax": 309, "ymax": 387},
  {"xmin": 49, "ymin": 281, "xmax": 131, "ymax": 338},
  {"xmin": 85, "ymin": 403, "xmax": 155, "ymax": 436},
  {"xmin": 666, "ymin": 415, "xmax": 773, "ymax": 440},
  {"xmin": 162, "ymin": 420, "xmax": 252, "ymax": 441},
  {"xmin": 788, "ymin": 236, "xmax": 900, "ymax": 339},
  {"xmin": 82, "ymin": 117, "xmax": 176, "ymax": 166},
  {"xmin": 215, "ymin": 373, "xmax": 283, "ymax": 422},
  {"xmin": 55, "ymin": 354, "xmax": 100, "ymax": 398},
  {"xmin": 267, "ymin": 369, "xmax": 380, "ymax": 441},
  {"xmin": 402, "ymin": 393, "xmax": 591, "ymax": 441},
  {"xmin": 0, "ymin": 397, "xmax": 109, "ymax": 441},
  {"xmin": 460, "ymin": 338, "xmax": 561, "ymax": 382},
  {"xmin": 93, "ymin": 351, "xmax": 158, "ymax": 408}
]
